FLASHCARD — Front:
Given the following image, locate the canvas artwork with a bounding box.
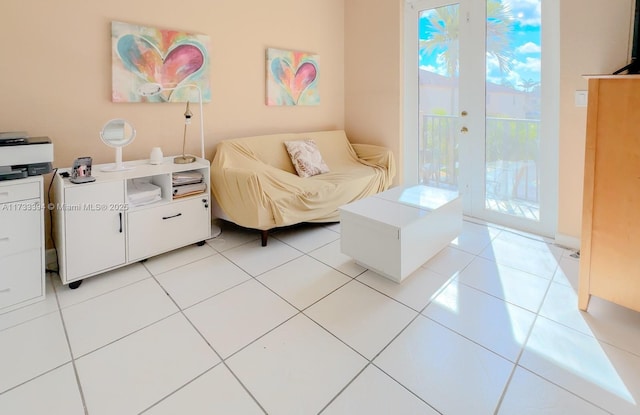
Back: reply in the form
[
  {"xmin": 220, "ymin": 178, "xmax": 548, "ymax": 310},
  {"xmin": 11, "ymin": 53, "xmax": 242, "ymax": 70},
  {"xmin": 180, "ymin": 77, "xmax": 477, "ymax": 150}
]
[
  {"xmin": 266, "ymin": 48, "xmax": 319, "ymax": 106},
  {"xmin": 111, "ymin": 21, "xmax": 210, "ymax": 103}
]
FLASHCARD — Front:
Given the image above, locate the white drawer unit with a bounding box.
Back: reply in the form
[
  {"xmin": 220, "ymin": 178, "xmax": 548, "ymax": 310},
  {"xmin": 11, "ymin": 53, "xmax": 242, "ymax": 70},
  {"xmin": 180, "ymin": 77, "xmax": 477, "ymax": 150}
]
[
  {"xmin": 53, "ymin": 157, "xmax": 211, "ymax": 288},
  {"xmin": 0, "ymin": 176, "xmax": 45, "ymax": 314}
]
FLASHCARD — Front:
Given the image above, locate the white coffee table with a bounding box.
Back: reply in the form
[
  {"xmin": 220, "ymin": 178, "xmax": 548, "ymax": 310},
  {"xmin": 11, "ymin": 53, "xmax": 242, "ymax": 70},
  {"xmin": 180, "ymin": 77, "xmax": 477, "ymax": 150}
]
[{"xmin": 339, "ymin": 185, "xmax": 462, "ymax": 282}]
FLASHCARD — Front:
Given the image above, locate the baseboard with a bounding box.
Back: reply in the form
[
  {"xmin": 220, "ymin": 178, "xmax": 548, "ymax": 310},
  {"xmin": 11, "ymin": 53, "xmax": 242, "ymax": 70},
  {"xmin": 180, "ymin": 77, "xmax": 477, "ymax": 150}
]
[
  {"xmin": 554, "ymin": 232, "xmax": 580, "ymax": 250},
  {"xmin": 45, "ymin": 248, "xmax": 58, "ymax": 272}
]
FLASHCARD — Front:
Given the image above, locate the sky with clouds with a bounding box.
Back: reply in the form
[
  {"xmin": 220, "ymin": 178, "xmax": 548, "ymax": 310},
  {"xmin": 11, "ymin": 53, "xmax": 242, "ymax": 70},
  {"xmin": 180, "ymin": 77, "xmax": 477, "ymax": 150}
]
[{"xmin": 420, "ymin": 0, "xmax": 541, "ymax": 91}]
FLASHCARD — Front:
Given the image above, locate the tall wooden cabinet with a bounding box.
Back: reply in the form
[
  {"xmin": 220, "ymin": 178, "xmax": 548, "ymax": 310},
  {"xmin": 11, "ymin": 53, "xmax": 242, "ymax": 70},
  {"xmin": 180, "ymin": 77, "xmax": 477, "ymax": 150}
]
[{"xmin": 579, "ymin": 75, "xmax": 640, "ymax": 312}]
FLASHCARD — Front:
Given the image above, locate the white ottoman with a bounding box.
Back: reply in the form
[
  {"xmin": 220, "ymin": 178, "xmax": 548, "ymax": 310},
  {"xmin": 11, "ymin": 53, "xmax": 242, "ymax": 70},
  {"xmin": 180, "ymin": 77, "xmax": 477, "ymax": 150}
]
[{"xmin": 339, "ymin": 185, "xmax": 462, "ymax": 282}]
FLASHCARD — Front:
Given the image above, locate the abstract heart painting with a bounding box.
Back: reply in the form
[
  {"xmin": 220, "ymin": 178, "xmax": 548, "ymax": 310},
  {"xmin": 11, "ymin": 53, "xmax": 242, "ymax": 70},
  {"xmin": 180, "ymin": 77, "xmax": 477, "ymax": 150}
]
[
  {"xmin": 111, "ymin": 21, "xmax": 210, "ymax": 103},
  {"xmin": 266, "ymin": 48, "xmax": 319, "ymax": 106}
]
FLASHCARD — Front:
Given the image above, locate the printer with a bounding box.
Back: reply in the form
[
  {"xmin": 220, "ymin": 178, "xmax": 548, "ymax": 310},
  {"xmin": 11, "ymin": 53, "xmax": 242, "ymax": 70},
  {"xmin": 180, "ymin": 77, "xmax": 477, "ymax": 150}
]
[{"xmin": 0, "ymin": 132, "xmax": 54, "ymax": 180}]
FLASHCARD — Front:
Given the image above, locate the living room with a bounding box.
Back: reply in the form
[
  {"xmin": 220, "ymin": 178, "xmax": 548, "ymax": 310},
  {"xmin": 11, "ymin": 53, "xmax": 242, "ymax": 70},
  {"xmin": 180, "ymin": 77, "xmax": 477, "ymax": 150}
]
[{"xmin": 1, "ymin": 0, "xmax": 639, "ymax": 414}]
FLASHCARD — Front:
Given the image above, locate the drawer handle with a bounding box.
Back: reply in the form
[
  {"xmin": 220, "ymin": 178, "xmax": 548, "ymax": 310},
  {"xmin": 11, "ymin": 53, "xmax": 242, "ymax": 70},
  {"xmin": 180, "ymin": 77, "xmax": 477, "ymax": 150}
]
[
  {"xmin": 162, "ymin": 213, "xmax": 182, "ymax": 220},
  {"xmin": 0, "ymin": 288, "xmax": 10, "ymax": 294}
]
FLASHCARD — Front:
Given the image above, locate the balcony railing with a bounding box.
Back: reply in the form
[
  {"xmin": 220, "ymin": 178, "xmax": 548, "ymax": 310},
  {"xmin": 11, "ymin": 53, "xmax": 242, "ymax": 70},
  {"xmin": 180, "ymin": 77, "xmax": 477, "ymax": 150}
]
[{"xmin": 420, "ymin": 114, "xmax": 540, "ymax": 205}]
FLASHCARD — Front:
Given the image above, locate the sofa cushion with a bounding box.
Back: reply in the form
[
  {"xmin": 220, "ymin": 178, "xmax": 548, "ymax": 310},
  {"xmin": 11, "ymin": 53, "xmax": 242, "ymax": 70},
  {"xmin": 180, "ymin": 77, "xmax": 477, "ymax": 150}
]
[{"xmin": 284, "ymin": 139, "xmax": 330, "ymax": 178}]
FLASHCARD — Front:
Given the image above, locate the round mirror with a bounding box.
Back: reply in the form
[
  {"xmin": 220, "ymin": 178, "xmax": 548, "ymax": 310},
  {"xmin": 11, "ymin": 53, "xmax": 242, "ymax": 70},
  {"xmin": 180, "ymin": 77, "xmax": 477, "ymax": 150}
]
[
  {"xmin": 100, "ymin": 119, "xmax": 135, "ymax": 148},
  {"xmin": 100, "ymin": 119, "xmax": 136, "ymax": 172}
]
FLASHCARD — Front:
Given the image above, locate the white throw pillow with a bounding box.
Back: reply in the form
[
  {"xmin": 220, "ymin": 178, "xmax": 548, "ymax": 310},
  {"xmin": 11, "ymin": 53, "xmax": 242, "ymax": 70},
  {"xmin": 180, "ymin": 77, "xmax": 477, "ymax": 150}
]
[{"xmin": 284, "ymin": 139, "xmax": 330, "ymax": 178}]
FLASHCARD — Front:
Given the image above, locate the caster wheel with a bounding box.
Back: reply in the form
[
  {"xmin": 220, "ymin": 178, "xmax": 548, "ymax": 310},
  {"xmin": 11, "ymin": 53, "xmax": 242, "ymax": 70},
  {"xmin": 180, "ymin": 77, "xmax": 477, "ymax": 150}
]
[
  {"xmin": 196, "ymin": 241, "xmax": 206, "ymax": 246},
  {"xmin": 69, "ymin": 280, "xmax": 83, "ymax": 290}
]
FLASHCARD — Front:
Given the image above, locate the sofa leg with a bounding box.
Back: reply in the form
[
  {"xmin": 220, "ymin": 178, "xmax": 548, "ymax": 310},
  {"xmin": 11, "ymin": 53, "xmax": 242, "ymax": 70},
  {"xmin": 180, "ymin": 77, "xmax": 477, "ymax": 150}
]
[{"xmin": 261, "ymin": 230, "xmax": 268, "ymax": 247}]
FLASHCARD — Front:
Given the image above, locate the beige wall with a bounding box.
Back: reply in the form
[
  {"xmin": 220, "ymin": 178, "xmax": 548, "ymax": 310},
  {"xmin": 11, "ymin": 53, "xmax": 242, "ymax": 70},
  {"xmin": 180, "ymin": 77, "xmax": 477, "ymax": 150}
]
[
  {"xmin": 558, "ymin": 0, "xmax": 634, "ymax": 242},
  {"xmin": 0, "ymin": 0, "xmax": 345, "ymax": 167},
  {"xmin": 344, "ymin": 0, "xmax": 403, "ymax": 183},
  {"xmin": 1, "ymin": 0, "xmax": 635, "ymax": 243}
]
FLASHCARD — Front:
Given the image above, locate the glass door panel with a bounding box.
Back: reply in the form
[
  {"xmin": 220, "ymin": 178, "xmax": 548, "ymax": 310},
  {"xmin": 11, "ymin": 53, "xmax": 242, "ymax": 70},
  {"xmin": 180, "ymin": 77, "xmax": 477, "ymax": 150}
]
[
  {"xmin": 484, "ymin": 0, "xmax": 542, "ymax": 222},
  {"xmin": 418, "ymin": 5, "xmax": 460, "ymax": 193}
]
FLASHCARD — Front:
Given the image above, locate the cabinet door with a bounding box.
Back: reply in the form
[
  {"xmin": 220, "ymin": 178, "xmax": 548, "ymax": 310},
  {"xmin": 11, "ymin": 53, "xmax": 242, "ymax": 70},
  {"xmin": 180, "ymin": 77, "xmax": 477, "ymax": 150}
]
[{"xmin": 63, "ymin": 181, "xmax": 126, "ymax": 281}]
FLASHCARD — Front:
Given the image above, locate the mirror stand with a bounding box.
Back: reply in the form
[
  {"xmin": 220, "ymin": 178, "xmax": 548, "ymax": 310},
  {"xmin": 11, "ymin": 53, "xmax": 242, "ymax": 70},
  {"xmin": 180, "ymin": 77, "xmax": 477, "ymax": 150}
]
[
  {"xmin": 101, "ymin": 147, "xmax": 134, "ymax": 172},
  {"xmin": 99, "ymin": 119, "xmax": 136, "ymax": 172}
]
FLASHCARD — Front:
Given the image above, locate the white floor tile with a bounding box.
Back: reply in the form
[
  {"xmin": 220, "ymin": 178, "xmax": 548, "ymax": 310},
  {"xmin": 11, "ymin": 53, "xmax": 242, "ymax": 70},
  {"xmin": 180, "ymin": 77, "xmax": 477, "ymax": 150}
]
[
  {"xmin": 356, "ymin": 267, "xmax": 452, "ymax": 312},
  {"xmin": 272, "ymin": 224, "xmax": 340, "ymax": 252},
  {"xmin": 422, "ymin": 246, "xmax": 475, "ymax": 278},
  {"xmin": 552, "ymin": 256, "xmax": 580, "ymax": 289},
  {"xmin": 226, "ymin": 314, "xmax": 367, "ymax": 415},
  {"xmin": 185, "ymin": 279, "xmax": 297, "ymax": 358},
  {"xmin": 374, "ymin": 315, "xmax": 513, "ymax": 415},
  {"xmin": 306, "ymin": 280, "xmax": 417, "ymax": 359},
  {"xmin": 497, "ymin": 229, "xmax": 560, "ymax": 253},
  {"xmin": 62, "ymin": 278, "xmax": 178, "ymax": 357},
  {"xmin": 520, "ymin": 317, "xmax": 640, "ymax": 415},
  {"xmin": 3, "ymin": 219, "xmax": 638, "ymax": 414},
  {"xmin": 144, "ymin": 364, "xmax": 263, "ymax": 415},
  {"xmin": 323, "ymin": 365, "xmax": 438, "ymax": 415},
  {"xmin": 324, "ymin": 222, "xmax": 341, "ymax": 233},
  {"xmin": 257, "ymin": 255, "xmax": 351, "ymax": 310},
  {"xmin": 308, "ymin": 239, "xmax": 366, "ymax": 278},
  {"xmin": 582, "ymin": 297, "xmax": 640, "ymax": 357},
  {"xmin": 206, "ymin": 222, "xmax": 259, "ymax": 252},
  {"xmin": 143, "ymin": 243, "xmax": 216, "ymax": 276},
  {"xmin": 155, "ymin": 255, "xmax": 251, "ymax": 309},
  {"xmin": 0, "ymin": 312, "xmax": 70, "ymax": 393},
  {"xmin": 539, "ymin": 282, "xmax": 640, "ymax": 356},
  {"xmin": 423, "ymin": 280, "xmax": 535, "ymax": 361},
  {"xmin": 222, "ymin": 238, "xmax": 303, "ymax": 276},
  {"xmin": 53, "ymin": 262, "xmax": 151, "ymax": 309},
  {"xmin": 0, "ymin": 363, "xmax": 84, "ymax": 415},
  {"xmin": 498, "ymin": 367, "xmax": 609, "ymax": 415},
  {"xmin": 456, "ymin": 256, "xmax": 551, "ymax": 312},
  {"xmin": 76, "ymin": 314, "xmax": 219, "ymax": 415},
  {"xmin": 461, "ymin": 219, "xmax": 503, "ymax": 237},
  {"xmin": 0, "ymin": 274, "xmax": 59, "ymax": 332},
  {"xmin": 450, "ymin": 222, "xmax": 498, "ymax": 255},
  {"xmin": 480, "ymin": 234, "xmax": 560, "ymax": 279}
]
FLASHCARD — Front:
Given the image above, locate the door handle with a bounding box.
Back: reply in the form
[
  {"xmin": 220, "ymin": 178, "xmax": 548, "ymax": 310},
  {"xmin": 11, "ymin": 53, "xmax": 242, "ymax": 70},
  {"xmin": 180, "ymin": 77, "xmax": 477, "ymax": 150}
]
[
  {"xmin": 460, "ymin": 126, "xmax": 469, "ymax": 133},
  {"xmin": 461, "ymin": 110, "xmax": 468, "ymax": 117},
  {"xmin": 162, "ymin": 213, "xmax": 182, "ymax": 220},
  {"xmin": 119, "ymin": 212, "xmax": 123, "ymax": 233}
]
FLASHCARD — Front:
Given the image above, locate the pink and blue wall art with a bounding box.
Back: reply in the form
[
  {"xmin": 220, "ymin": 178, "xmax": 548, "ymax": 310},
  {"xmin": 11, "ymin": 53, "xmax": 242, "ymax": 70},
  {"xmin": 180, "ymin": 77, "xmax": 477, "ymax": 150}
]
[
  {"xmin": 111, "ymin": 21, "xmax": 210, "ymax": 103},
  {"xmin": 266, "ymin": 48, "xmax": 319, "ymax": 106}
]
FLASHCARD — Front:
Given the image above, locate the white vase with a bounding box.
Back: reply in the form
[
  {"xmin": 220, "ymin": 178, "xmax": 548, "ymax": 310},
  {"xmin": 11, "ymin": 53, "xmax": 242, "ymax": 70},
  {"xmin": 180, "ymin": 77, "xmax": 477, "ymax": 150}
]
[{"xmin": 149, "ymin": 147, "xmax": 163, "ymax": 165}]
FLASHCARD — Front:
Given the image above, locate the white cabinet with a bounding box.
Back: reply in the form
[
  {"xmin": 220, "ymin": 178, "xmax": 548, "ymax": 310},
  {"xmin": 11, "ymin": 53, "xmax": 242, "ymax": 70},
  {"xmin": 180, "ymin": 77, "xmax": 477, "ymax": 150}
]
[
  {"xmin": 0, "ymin": 176, "xmax": 45, "ymax": 313},
  {"xmin": 53, "ymin": 157, "xmax": 211, "ymax": 287}
]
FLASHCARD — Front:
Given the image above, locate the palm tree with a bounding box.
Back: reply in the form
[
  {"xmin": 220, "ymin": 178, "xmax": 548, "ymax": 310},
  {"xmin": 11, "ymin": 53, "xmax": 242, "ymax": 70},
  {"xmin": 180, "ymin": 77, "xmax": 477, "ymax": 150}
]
[
  {"xmin": 518, "ymin": 78, "xmax": 540, "ymax": 92},
  {"xmin": 419, "ymin": 0, "xmax": 514, "ymax": 77}
]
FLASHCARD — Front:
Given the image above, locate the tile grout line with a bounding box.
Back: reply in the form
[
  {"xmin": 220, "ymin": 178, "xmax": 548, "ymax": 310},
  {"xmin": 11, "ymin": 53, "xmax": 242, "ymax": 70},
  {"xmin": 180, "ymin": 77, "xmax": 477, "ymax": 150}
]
[
  {"xmin": 50, "ymin": 271, "xmax": 90, "ymax": 415},
  {"xmin": 488, "ymin": 259, "xmax": 612, "ymax": 415},
  {"xmin": 146, "ymin": 272, "xmax": 270, "ymax": 415}
]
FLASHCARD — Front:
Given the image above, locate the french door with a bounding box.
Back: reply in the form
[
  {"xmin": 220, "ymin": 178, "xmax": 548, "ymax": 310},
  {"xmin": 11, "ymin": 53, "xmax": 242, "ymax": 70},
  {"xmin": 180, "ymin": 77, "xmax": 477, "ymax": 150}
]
[{"xmin": 403, "ymin": 0, "xmax": 558, "ymax": 236}]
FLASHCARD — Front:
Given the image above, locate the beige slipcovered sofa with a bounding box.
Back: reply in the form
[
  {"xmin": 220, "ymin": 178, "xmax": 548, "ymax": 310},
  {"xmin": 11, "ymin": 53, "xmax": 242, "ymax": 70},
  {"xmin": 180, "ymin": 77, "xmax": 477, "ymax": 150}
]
[{"xmin": 210, "ymin": 130, "xmax": 395, "ymax": 245}]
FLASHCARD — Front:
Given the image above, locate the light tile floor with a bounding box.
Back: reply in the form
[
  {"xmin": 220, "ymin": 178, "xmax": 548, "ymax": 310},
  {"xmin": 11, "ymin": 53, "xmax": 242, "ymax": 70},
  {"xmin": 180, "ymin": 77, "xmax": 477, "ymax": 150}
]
[{"xmin": 1, "ymin": 219, "xmax": 640, "ymax": 414}]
